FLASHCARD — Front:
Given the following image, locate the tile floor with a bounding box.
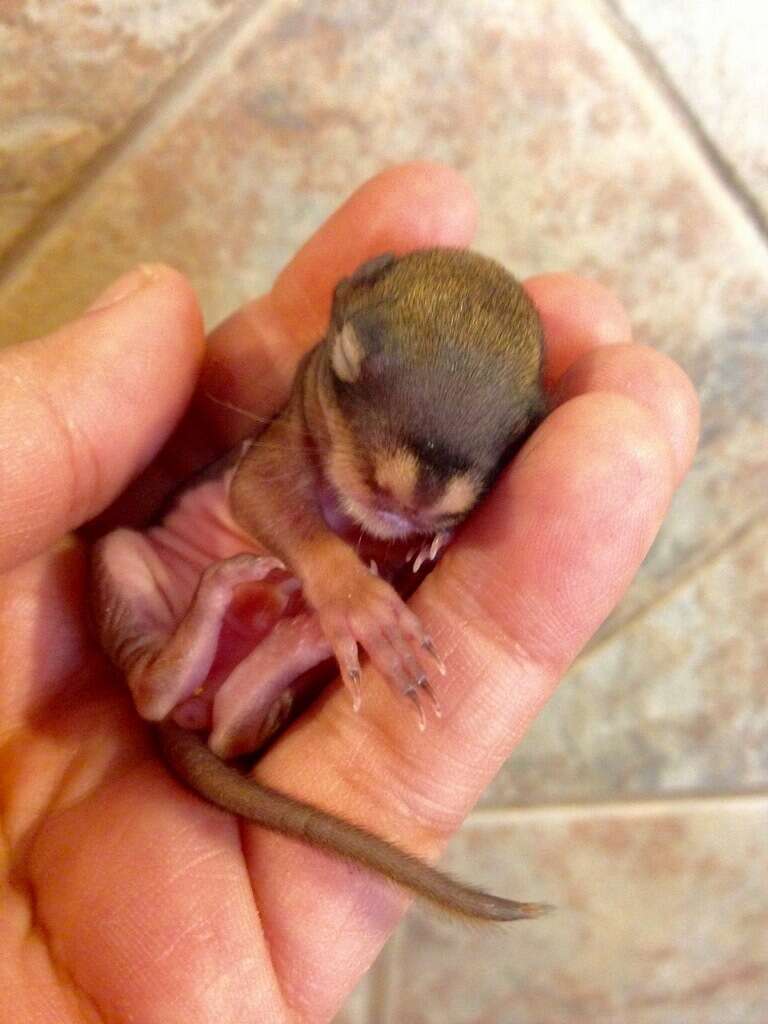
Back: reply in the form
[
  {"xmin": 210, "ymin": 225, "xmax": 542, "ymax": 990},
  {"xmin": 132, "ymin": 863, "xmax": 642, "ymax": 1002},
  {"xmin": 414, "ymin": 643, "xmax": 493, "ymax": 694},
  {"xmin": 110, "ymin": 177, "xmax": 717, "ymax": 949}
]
[{"xmin": 2, "ymin": 2, "xmax": 766, "ymax": 1021}]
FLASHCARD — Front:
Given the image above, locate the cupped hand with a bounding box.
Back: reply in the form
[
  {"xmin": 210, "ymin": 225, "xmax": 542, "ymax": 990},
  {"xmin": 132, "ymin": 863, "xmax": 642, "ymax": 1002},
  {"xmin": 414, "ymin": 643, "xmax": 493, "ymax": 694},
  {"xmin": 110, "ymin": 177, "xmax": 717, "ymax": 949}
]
[{"xmin": 0, "ymin": 163, "xmax": 699, "ymax": 1023}]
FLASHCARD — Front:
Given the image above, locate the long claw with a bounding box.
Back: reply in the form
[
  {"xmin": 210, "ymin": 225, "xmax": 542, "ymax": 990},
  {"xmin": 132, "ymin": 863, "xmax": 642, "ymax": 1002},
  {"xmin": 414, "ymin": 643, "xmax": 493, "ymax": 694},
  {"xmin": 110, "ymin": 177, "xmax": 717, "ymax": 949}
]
[
  {"xmin": 413, "ymin": 547, "xmax": 428, "ymax": 573},
  {"xmin": 422, "ymin": 636, "xmax": 447, "ymax": 676},
  {"xmin": 419, "ymin": 677, "xmax": 442, "ymax": 718},
  {"xmin": 345, "ymin": 667, "xmax": 363, "ymax": 712},
  {"xmin": 405, "ymin": 688, "xmax": 427, "ymax": 731}
]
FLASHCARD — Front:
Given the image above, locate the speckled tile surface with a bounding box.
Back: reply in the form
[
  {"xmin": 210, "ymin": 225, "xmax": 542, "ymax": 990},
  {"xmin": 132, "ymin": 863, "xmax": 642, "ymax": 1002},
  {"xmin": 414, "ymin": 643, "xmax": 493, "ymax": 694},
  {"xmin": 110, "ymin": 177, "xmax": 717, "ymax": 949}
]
[
  {"xmin": 484, "ymin": 514, "xmax": 768, "ymax": 807},
  {"xmin": 0, "ymin": 0, "xmax": 241, "ymax": 253},
  {"xmin": 384, "ymin": 798, "xmax": 768, "ymax": 1024},
  {"xmin": 612, "ymin": 0, "xmax": 768, "ymax": 221}
]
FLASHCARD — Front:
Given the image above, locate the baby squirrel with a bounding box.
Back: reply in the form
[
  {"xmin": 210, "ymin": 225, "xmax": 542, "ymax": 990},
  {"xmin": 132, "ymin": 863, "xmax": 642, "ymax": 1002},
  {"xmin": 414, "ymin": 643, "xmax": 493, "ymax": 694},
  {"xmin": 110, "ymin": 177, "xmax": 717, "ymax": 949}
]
[{"xmin": 91, "ymin": 248, "xmax": 549, "ymax": 922}]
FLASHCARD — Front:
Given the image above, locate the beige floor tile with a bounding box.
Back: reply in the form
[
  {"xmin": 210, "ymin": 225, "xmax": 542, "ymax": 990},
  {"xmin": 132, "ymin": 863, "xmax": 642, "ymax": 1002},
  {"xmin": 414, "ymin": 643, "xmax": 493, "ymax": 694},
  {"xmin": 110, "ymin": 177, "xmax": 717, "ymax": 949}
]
[
  {"xmin": 0, "ymin": 0, "xmax": 242, "ymax": 252},
  {"xmin": 384, "ymin": 797, "xmax": 768, "ymax": 1023},
  {"xmin": 613, "ymin": 1, "xmax": 768, "ymax": 221},
  {"xmin": 484, "ymin": 514, "xmax": 768, "ymax": 806}
]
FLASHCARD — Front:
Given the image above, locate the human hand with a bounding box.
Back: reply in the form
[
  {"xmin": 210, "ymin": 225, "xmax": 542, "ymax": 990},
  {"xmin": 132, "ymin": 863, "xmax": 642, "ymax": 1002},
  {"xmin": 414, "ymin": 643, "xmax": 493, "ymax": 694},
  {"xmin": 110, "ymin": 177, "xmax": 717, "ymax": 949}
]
[{"xmin": 0, "ymin": 163, "xmax": 698, "ymax": 1023}]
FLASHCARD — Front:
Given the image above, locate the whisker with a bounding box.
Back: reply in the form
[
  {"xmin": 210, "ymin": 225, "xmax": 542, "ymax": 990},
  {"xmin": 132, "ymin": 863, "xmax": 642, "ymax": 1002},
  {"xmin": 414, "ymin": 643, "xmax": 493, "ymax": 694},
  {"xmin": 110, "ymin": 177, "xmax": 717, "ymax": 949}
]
[{"xmin": 204, "ymin": 392, "xmax": 273, "ymax": 426}]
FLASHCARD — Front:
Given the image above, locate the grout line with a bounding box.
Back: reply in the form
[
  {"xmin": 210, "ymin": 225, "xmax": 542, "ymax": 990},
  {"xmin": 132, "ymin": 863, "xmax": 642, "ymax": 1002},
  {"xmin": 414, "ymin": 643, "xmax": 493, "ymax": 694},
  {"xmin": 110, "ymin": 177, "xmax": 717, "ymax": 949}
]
[
  {"xmin": 599, "ymin": 0, "xmax": 768, "ymax": 248},
  {"xmin": 467, "ymin": 789, "xmax": 768, "ymax": 827},
  {"xmin": 0, "ymin": 0, "xmax": 281, "ymax": 289},
  {"xmin": 580, "ymin": 501, "xmax": 768, "ymax": 661}
]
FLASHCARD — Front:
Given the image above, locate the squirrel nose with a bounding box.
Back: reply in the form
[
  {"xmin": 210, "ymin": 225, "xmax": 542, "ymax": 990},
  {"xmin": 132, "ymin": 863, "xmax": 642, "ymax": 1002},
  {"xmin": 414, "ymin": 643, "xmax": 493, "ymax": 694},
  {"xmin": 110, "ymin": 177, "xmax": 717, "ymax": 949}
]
[{"xmin": 371, "ymin": 482, "xmax": 416, "ymax": 515}]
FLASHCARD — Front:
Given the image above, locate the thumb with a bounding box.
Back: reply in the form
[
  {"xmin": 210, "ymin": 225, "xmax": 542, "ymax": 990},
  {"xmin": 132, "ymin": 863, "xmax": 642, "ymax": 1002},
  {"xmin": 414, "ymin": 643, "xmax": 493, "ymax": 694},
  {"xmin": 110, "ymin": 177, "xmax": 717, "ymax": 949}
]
[{"xmin": 0, "ymin": 264, "xmax": 204, "ymax": 573}]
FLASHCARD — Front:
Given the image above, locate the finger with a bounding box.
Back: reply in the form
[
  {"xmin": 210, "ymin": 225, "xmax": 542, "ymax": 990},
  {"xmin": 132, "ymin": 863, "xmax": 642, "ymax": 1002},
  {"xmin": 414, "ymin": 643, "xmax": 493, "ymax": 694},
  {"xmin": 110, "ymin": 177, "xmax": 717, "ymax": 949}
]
[
  {"xmin": 243, "ymin": 361, "xmax": 694, "ymax": 1019},
  {"xmin": 555, "ymin": 342, "xmax": 700, "ymax": 485},
  {"xmin": 524, "ymin": 273, "xmax": 632, "ymax": 387},
  {"xmin": 92, "ymin": 163, "xmax": 477, "ymax": 531},
  {"xmin": 0, "ymin": 266, "xmax": 203, "ymax": 572}
]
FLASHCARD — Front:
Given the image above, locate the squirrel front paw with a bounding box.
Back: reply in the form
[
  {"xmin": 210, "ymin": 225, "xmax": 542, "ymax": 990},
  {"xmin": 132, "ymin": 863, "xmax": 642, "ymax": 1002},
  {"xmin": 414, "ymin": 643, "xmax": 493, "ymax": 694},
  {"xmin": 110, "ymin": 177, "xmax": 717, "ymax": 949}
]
[{"xmin": 310, "ymin": 563, "xmax": 445, "ymax": 728}]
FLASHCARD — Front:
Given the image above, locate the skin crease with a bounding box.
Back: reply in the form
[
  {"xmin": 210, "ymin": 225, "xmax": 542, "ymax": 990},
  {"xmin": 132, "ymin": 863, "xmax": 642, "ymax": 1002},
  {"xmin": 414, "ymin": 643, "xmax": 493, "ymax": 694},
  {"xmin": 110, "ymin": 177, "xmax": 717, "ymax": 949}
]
[{"xmin": 0, "ymin": 163, "xmax": 700, "ymax": 1024}]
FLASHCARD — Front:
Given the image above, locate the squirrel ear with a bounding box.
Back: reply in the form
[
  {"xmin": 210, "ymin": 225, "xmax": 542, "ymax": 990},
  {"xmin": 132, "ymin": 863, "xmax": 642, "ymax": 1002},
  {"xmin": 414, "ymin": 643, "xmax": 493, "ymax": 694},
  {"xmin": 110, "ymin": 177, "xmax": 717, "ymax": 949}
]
[
  {"xmin": 347, "ymin": 252, "xmax": 396, "ymax": 286},
  {"xmin": 331, "ymin": 252, "xmax": 396, "ymax": 326},
  {"xmin": 330, "ymin": 321, "xmax": 366, "ymax": 383}
]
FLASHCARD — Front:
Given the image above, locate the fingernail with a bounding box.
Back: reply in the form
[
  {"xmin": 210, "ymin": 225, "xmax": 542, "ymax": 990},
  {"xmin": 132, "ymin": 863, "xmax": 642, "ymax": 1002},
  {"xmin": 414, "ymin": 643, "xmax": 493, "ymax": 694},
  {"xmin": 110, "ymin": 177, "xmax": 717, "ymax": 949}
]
[{"xmin": 87, "ymin": 264, "xmax": 161, "ymax": 312}]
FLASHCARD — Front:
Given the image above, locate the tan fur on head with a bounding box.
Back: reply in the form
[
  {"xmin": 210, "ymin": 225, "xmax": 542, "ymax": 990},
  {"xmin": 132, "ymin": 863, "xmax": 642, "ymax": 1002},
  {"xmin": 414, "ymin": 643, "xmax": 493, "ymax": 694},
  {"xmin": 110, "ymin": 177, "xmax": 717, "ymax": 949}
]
[
  {"xmin": 373, "ymin": 452, "xmax": 479, "ymax": 521},
  {"xmin": 429, "ymin": 474, "xmax": 479, "ymax": 519},
  {"xmin": 373, "ymin": 450, "xmax": 419, "ymax": 507}
]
